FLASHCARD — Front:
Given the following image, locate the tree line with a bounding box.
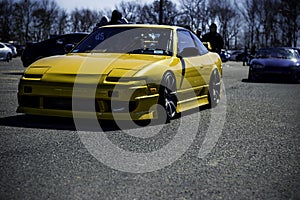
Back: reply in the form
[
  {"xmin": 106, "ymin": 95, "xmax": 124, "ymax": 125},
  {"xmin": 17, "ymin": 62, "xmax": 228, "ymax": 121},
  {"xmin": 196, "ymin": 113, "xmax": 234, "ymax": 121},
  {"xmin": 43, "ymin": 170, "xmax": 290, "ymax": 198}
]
[{"xmin": 0, "ymin": 0, "xmax": 299, "ymax": 50}]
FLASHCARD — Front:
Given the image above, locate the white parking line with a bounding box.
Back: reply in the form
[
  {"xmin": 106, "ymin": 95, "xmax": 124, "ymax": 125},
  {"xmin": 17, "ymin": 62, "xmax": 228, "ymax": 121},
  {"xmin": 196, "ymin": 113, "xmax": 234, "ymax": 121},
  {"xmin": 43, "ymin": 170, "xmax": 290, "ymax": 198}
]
[
  {"xmin": 0, "ymin": 70, "xmax": 24, "ymax": 73},
  {"xmin": 0, "ymin": 77, "xmax": 19, "ymax": 81}
]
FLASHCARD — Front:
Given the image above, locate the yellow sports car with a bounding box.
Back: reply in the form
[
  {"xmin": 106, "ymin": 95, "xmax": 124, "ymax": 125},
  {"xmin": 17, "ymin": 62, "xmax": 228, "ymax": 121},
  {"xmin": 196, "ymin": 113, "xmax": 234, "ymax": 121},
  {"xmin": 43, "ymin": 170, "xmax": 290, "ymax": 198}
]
[{"xmin": 17, "ymin": 24, "xmax": 222, "ymax": 122}]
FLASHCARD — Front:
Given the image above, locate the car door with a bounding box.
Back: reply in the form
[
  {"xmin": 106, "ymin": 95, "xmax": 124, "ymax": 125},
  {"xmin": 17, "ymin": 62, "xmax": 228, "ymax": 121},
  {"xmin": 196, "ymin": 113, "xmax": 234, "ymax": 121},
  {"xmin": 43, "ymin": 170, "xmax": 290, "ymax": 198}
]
[
  {"xmin": 190, "ymin": 32, "xmax": 214, "ymax": 85},
  {"xmin": 177, "ymin": 30, "xmax": 206, "ymax": 90},
  {"xmin": 0, "ymin": 43, "xmax": 5, "ymax": 59}
]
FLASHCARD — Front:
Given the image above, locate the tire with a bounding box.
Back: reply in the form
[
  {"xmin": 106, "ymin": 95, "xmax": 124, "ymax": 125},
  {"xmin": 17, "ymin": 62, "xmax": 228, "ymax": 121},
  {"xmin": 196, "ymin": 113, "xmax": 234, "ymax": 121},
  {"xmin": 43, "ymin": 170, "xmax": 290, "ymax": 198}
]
[
  {"xmin": 6, "ymin": 53, "xmax": 12, "ymax": 62},
  {"xmin": 208, "ymin": 69, "xmax": 221, "ymax": 108},
  {"xmin": 157, "ymin": 71, "xmax": 178, "ymax": 123},
  {"xmin": 248, "ymin": 70, "xmax": 257, "ymax": 82},
  {"xmin": 291, "ymin": 73, "xmax": 300, "ymax": 84}
]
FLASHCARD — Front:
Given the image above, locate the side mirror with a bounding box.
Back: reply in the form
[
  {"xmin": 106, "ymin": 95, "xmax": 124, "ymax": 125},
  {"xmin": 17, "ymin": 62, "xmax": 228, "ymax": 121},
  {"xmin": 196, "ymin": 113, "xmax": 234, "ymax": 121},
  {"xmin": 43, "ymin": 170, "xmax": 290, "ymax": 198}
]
[
  {"xmin": 179, "ymin": 47, "xmax": 199, "ymax": 57},
  {"xmin": 202, "ymin": 42, "xmax": 212, "ymax": 51},
  {"xmin": 64, "ymin": 44, "xmax": 75, "ymax": 53}
]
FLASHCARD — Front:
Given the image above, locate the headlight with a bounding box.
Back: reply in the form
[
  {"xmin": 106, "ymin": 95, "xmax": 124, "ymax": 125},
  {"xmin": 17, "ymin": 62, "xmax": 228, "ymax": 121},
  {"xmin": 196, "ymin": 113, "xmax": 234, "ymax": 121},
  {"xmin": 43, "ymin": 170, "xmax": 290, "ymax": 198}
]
[
  {"xmin": 22, "ymin": 66, "xmax": 51, "ymax": 80},
  {"xmin": 252, "ymin": 64, "xmax": 264, "ymax": 69}
]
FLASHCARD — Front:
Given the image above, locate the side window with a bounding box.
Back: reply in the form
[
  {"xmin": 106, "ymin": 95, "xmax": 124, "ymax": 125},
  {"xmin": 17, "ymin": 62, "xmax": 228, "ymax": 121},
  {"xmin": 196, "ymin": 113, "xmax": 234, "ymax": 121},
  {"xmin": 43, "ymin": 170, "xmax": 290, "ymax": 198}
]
[
  {"xmin": 177, "ymin": 30, "xmax": 197, "ymax": 54},
  {"xmin": 70, "ymin": 34, "xmax": 86, "ymax": 44},
  {"xmin": 0, "ymin": 44, "xmax": 4, "ymax": 48},
  {"xmin": 191, "ymin": 33, "xmax": 209, "ymax": 55}
]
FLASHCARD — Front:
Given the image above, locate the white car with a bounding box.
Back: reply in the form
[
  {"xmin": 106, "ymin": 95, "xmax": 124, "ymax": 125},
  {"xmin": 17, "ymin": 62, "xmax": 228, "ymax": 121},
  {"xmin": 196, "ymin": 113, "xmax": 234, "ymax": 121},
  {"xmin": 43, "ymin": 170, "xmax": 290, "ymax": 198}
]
[
  {"xmin": 5, "ymin": 43, "xmax": 18, "ymax": 58},
  {"xmin": 0, "ymin": 42, "xmax": 12, "ymax": 62}
]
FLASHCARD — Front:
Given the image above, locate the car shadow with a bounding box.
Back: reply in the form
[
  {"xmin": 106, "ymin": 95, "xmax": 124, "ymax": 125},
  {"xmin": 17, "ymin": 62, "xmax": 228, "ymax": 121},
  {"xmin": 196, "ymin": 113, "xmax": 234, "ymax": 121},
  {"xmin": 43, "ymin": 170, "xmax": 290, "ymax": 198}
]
[
  {"xmin": 0, "ymin": 114, "xmax": 180, "ymax": 132},
  {"xmin": 0, "ymin": 106, "xmax": 208, "ymax": 132},
  {"xmin": 2, "ymin": 72, "xmax": 24, "ymax": 76},
  {"xmin": 0, "ymin": 114, "xmax": 120, "ymax": 132},
  {"xmin": 242, "ymin": 78, "xmax": 299, "ymax": 84}
]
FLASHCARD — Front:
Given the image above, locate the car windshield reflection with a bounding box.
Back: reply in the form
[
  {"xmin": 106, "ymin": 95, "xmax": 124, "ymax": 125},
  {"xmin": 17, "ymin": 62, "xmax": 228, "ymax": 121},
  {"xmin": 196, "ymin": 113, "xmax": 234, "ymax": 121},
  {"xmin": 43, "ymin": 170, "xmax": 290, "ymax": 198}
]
[
  {"xmin": 72, "ymin": 27, "xmax": 173, "ymax": 56},
  {"xmin": 256, "ymin": 48, "xmax": 298, "ymax": 60}
]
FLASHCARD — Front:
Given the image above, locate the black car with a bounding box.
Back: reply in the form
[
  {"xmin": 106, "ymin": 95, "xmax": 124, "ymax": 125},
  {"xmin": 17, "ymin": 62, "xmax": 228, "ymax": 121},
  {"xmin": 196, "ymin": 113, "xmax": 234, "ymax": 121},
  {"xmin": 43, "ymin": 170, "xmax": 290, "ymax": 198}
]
[
  {"xmin": 248, "ymin": 47, "xmax": 300, "ymax": 82},
  {"xmin": 21, "ymin": 33, "xmax": 88, "ymax": 67}
]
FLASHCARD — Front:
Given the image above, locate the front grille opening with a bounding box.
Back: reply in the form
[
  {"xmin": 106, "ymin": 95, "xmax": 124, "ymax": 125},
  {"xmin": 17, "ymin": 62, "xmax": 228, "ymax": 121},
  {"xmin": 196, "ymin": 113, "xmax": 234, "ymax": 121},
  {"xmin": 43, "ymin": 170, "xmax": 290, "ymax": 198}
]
[
  {"xmin": 44, "ymin": 97, "xmax": 100, "ymax": 112},
  {"xmin": 24, "ymin": 86, "xmax": 32, "ymax": 93},
  {"xmin": 19, "ymin": 96, "xmax": 40, "ymax": 108},
  {"xmin": 44, "ymin": 97, "xmax": 72, "ymax": 110},
  {"xmin": 19, "ymin": 95, "xmax": 138, "ymax": 114}
]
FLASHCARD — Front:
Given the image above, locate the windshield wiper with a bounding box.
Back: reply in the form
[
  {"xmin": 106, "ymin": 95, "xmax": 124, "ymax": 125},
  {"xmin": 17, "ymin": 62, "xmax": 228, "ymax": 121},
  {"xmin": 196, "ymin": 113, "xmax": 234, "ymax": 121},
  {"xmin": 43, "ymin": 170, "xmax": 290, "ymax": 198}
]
[{"xmin": 127, "ymin": 48, "xmax": 171, "ymax": 56}]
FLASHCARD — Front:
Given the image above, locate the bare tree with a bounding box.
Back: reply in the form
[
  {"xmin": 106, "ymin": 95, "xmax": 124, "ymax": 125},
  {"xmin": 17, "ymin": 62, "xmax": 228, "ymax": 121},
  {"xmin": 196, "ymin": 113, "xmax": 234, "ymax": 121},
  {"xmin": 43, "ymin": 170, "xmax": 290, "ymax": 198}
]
[
  {"xmin": 80, "ymin": 9, "xmax": 97, "ymax": 32},
  {"xmin": 179, "ymin": 0, "xmax": 209, "ymax": 32},
  {"xmin": 56, "ymin": 9, "xmax": 69, "ymax": 35},
  {"xmin": 31, "ymin": 0, "xmax": 59, "ymax": 41},
  {"xmin": 139, "ymin": 4, "xmax": 158, "ymax": 24},
  {"xmin": 158, "ymin": 0, "xmax": 178, "ymax": 25},
  {"xmin": 70, "ymin": 8, "xmax": 99, "ymax": 33},
  {"xmin": 116, "ymin": 1, "xmax": 142, "ymax": 23},
  {"xmin": 237, "ymin": 0, "xmax": 287, "ymax": 48},
  {"xmin": 139, "ymin": 0, "xmax": 178, "ymax": 25},
  {"xmin": 279, "ymin": 0, "xmax": 300, "ymax": 47},
  {"xmin": 0, "ymin": 0, "xmax": 15, "ymax": 41},
  {"xmin": 209, "ymin": 0, "xmax": 239, "ymax": 49},
  {"xmin": 12, "ymin": 0, "xmax": 39, "ymax": 43},
  {"xmin": 0, "ymin": 0, "xmax": 299, "ymax": 49},
  {"xmin": 236, "ymin": 0, "xmax": 260, "ymax": 48}
]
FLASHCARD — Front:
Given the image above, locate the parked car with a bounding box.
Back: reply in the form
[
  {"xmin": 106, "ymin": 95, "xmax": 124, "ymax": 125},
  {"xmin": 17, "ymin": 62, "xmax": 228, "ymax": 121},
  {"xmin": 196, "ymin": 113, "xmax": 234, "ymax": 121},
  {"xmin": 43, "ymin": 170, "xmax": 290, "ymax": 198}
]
[
  {"xmin": 5, "ymin": 43, "xmax": 17, "ymax": 58},
  {"xmin": 13, "ymin": 44, "xmax": 26, "ymax": 57},
  {"xmin": 0, "ymin": 42, "xmax": 12, "ymax": 62},
  {"xmin": 229, "ymin": 50, "xmax": 244, "ymax": 61},
  {"xmin": 17, "ymin": 24, "xmax": 223, "ymax": 123},
  {"xmin": 220, "ymin": 49, "xmax": 230, "ymax": 62},
  {"xmin": 292, "ymin": 47, "xmax": 300, "ymax": 55},
  {"xmin": 248, "ymin": 47, "xmax": 300, "ymax": 82},
  {"xmin": 21, "ymin": 33, "xmax": 88, "ymax": 67}
]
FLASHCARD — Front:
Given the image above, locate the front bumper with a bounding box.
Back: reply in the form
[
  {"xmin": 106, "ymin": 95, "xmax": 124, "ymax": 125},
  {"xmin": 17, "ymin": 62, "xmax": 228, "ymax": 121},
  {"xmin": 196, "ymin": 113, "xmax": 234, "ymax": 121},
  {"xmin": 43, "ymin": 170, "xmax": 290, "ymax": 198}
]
[
  {"xmin": 17, "ymin": 80, "xmax": 160, "ymax": 120},
  {"xmin": 250, "ymin": 66, "xmax": 300, "ymax": 80}
]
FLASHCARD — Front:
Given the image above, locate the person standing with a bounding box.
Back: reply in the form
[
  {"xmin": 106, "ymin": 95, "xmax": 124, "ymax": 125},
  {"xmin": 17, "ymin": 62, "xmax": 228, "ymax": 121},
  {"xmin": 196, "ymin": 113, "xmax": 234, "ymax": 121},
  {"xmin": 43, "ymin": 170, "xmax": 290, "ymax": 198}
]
[
  {"xmin": 243, "ymin": 46, "xmax": 248, "ymax": 66},
  {"xmin": 107, "ymin": 10, "xmax": 123, "ymax": 25},
  {"xmin": 201, "ymin": 23, "xmax": 224, "ymax": 54},
  {"xmin": 249, "ymin": 45, "xmax": 256, "ymax": 63},
  {"xmin": 93, "ymin": 16, "xmax": 109, "ymax": 31}
]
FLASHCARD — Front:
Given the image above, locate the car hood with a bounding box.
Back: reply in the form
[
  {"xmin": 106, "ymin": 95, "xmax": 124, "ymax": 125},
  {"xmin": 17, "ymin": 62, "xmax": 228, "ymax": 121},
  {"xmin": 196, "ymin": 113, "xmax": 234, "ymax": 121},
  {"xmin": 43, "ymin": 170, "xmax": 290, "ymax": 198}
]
[
  {"xmin": 251, "ymin": 58, "xmax": 300, "ymax": 67},
  {"xmin": 24, "ymin": 53, "xmax": 170, "ymax": 83}
]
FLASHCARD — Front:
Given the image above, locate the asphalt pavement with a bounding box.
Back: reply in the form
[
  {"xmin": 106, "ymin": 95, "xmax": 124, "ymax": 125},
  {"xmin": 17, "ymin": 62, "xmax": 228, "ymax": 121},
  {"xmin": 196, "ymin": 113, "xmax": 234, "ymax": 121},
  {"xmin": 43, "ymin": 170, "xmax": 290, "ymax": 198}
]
[{"xmin": 0, "ymin": 58, "xmax": 299, "ymax": 199}]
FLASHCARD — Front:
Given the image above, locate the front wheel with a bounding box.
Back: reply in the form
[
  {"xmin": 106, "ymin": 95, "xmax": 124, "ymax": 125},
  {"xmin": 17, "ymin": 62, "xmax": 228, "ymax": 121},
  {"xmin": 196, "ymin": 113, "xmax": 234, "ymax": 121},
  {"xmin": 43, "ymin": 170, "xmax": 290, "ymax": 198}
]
[
  {"xmin": 291, "ymin": 73, "xmax": 300, "ymax": 84},
  {"xmin": 157, "ymin": 71, "xmax": 178, "ymax": 123},
  {"xmin": 208, "ymin": 69, "xmax": 221, "ymax": 108},
  {"xmin": 248, "ymin": 69, "xmax": 258, "ymax": 82}
]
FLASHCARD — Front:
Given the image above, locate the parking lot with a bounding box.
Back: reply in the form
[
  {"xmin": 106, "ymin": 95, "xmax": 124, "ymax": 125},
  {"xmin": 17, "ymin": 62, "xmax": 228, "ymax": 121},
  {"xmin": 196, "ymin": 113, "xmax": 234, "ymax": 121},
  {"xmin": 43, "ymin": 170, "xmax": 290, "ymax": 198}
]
[{"xmin": 0, "ymin": 58, "xmax": 299, "ymax": 199}]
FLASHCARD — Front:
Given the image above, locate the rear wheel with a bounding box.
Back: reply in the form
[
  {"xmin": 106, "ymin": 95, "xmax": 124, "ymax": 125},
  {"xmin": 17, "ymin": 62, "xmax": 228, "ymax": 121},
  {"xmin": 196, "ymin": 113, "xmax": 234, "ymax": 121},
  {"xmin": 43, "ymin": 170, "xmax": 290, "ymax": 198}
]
[
  {"xmin": 6, "ymin": 53, "xmax": 12, "ymax": 62},
  {"xmin": 157, "ymin": 71, "xmax": 178, "ymax": 123},
  {"xmin": 208, "ymin": 69, "xmax": 221, "ymax": 108}
]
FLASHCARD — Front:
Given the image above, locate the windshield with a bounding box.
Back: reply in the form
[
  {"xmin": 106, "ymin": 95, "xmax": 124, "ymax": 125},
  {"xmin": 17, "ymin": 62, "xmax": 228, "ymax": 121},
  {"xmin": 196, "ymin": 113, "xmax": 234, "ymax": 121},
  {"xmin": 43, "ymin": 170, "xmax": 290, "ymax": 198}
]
[
  {"xmin": 72, "ymin": 27, "xmax": 173, "ymax": 56},
  {"xmin": 256, "ymin": 48, "xmax": 299, "ymax": 59}
]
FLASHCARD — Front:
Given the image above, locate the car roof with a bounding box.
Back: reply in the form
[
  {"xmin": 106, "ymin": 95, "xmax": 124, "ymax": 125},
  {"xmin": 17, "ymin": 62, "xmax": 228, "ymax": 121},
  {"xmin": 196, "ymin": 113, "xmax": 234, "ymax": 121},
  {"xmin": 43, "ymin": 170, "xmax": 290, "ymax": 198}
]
[
  {"xmin": 0, "ymin": 42, "xmax": 9, "ymax": 46},
  {"xmin": 50, "ymin": 32, "xmax": 89, "ymax": 38},
  {"xmin": 101, "ymin": 24, "xmax": 187, "ymax": 31}
]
